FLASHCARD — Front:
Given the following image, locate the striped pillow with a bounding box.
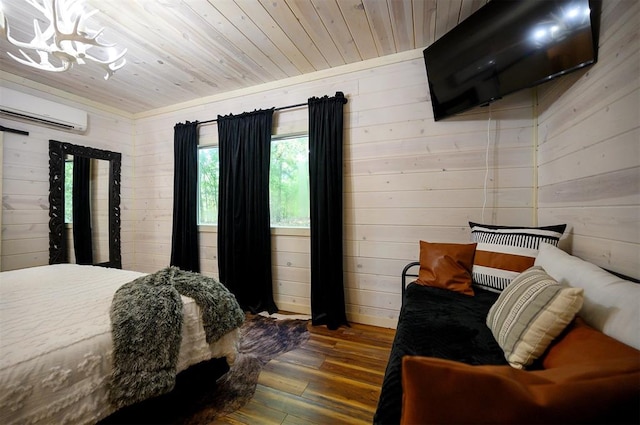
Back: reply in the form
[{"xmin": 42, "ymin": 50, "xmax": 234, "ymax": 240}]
[
  {"xmin": 469, "ymin": 222, "xmax": 566, "ymax": 292},
  {"xmin": 486, "ymin": 266, "xmax": 584, "ymax": 369}
]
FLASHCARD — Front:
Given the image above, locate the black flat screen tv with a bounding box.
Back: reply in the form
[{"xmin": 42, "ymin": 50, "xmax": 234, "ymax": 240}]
[{"xmin": 423, "ymin": 0, "xmax": 600, "ymax": 121}]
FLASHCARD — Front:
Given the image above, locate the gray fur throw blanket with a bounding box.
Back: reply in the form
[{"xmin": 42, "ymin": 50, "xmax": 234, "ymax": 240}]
[{"xmin": 109, "ymin": 266, "xmax": 245, "ymax": 409}]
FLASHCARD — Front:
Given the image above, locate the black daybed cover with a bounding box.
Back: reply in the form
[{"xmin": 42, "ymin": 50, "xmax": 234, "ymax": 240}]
[{"xmin": 373, "ymin": 283, "xmax": 507, "ymax": 425}]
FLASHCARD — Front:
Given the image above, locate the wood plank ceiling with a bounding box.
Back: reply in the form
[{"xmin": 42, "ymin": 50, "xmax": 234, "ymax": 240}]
[{"xmin": 0, "ymin": 0, "xmax": 488, "ymax": 115}]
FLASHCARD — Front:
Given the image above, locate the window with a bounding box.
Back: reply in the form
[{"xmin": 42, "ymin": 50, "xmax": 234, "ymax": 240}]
[
  {"xmin": 198, "ymin": 146, "xmax": 219, "ymax": 225},
  {"xmin": 270, "ymin": 135, "xmax": 309, "ymax": 227},
  {"xmin": 64, "ymin": 159, "xmax": 73, "ymax": 223},
  {"xmin": 197, "ymin": 135, "xmax": 309, "ymax": 228}
]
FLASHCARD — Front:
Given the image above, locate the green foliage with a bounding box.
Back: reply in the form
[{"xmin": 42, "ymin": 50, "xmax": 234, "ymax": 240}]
[
  {"xmin": 198, "ymin": 147, "xmax": 219, "ymax": 224},
  {"xmin": 65, "ymin": 160, "xmax": 73, "ymax": 223},
  {"xmin": 269, "ymin": 136, "xmax": 309, "ymax": 227}
]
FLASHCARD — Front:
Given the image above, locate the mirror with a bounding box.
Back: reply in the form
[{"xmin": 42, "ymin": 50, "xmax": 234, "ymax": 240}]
[
  {"xmin": 49, "ymin": 140, "xmax": 121, "ymax": 268},
  {"xmin": 63, "ymin": 155, "xmax": 111, "ymax": 264}
]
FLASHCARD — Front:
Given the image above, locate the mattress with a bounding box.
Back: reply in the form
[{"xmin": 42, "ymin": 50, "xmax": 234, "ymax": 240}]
[{"xmin": 0, "ymin": 264, "xmax": 240, "ymax": 425}]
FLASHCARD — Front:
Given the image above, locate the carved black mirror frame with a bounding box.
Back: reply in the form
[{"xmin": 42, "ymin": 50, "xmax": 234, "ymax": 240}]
[{"xmin": 49, "ymin": 140, "xmax": 122, "ymax": 268}]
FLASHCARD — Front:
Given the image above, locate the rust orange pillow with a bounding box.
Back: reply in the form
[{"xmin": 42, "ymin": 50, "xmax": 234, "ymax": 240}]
[
  {"xmin": 416, "ymin": 241, "xmax": 477, "ymax": 296},
  {"xmin": 542, "ymin": 317, "xmax": 640, "ymax": 369},
  {"xmin": 401, "ymin": 356, "xmax": 640, "ymax": 424}
]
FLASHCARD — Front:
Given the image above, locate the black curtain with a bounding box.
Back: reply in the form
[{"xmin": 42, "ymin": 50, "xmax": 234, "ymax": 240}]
[
  {"xmin": 72, "ymin": 155, "xmax": 93, "ymax": 265},
  {"xmin": 218, "ymin": 109, "xmax": 278, "ymax": 314},
  {"xmin": 170, "ymin": 121, "xmax": 200, "ymax": 273},
  {"xmin": 308, "ymin": 91, "xmax": 349, "ymax": 330}
]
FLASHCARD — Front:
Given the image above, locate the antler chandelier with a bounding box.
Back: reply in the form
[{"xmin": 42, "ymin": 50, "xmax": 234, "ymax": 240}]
[{"xmin": 1, "ymin": 0, "xmax": 126, "ymax": 80}]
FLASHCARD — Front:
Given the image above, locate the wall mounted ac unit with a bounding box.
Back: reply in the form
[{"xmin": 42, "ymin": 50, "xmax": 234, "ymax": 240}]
[{"xmin": 0, "ymin": 87, "xmax": 88, "ymax": 133}]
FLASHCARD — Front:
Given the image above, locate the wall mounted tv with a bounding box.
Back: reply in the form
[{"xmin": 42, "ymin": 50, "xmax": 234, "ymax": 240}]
[{"xmin": 423, "ymin": 0, "xmax": 600, "ymax": 121}]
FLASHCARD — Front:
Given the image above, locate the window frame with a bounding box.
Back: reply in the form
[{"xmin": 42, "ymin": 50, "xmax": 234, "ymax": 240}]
[
  {"xmin": 197, "ymin": 132, "xmax": 310, "ymax": 236},
  {"xmin": 197, "ymin": 143, "xmax": 220, "ymax": 228}
]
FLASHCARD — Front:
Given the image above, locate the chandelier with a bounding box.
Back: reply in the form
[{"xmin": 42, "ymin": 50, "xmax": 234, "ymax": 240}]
[{"xmin": 1, "ymin": 0, "xmax": 126, "ymax": 80}]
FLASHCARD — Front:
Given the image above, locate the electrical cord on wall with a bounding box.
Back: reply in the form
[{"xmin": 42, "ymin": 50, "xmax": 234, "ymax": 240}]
[{"xmin": 482, "ymin": 104, "xmax": 493, "ymax": 223}]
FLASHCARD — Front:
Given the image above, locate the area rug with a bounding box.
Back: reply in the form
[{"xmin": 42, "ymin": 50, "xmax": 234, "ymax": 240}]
[{"xmin": 100, "ymin": 314, "xmax": 310, "ymax": 424}]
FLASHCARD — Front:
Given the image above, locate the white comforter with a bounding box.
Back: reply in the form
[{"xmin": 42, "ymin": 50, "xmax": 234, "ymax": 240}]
[{"xmin": 0, "ymin": 264, "xmax": 240, "ymax": 425}]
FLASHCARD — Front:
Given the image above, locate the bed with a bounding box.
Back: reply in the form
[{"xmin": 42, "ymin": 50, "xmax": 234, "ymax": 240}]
[
  {"xmin": 0, "ymin": 264, "xmax": 243, "ymax": 425},
  {"xmin": 373, "ymin": 263, "xmax": 507, "ymax": 424},
  {"xmin": 374, "ymin": 243, "xmax": 640, "ymax": 424}
]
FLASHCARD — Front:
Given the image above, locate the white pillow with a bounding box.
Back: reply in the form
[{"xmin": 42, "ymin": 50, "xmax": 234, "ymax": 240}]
[{"xmin": 534, "ymin": 242, "xmax": 640, "ymax": 350}]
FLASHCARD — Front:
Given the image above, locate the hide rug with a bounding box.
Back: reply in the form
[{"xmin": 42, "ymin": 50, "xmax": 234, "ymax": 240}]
[{"xmin": 100, "ymin": 313, "xmax": 310, "ymax": 424}]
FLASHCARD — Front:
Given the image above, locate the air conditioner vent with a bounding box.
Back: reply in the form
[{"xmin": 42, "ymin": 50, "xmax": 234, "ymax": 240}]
[
  {"xmin": 0, "ymin": 88, "xmax": 88, "ymax": 133},
  {"xmin": 0, "ymin": 109, "xmax": 76, "ymax": 130}
]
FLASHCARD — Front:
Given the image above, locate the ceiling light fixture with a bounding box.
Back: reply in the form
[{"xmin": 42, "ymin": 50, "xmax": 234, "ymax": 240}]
[{"xmin": 1, "ymin": 0, "xmax": 126, "ymax": 80}]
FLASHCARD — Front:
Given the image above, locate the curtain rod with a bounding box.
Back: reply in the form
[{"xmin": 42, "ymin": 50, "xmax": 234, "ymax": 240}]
[
  {"xmin": 197, "ymin": 101, "xmax": 308, "ymax": 126},
  {"xmin": 0, "ymin": 125, "xmax": 29, "ymax": 136}
]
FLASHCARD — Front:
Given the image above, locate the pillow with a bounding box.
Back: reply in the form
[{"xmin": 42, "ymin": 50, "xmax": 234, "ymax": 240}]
[
  {"xmin": 534, "ymin": 242, "xmax": 640, "ymax": 350},
  {"xmin": 486, "ymin": 266, "xmax": 583, "ymax": 369},
  {"xmin": 401, "ymin": 355, "xmax": 640, "ymax": 425},
  {"xmin": 542, "ymin": 317, "xmax": 640, "ymax": 369},
  {"xmin": 416, "ymin": 241, "xmax": 477, "ymax": 296},
  {"xmin": 469, "ymin": 222, "xmax": 566, "ymax": 292}
]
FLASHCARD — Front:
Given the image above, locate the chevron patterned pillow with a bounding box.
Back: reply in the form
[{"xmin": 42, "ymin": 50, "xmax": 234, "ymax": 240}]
[{"xmin": 469, "ymin": 222, "xmax": 566, "ymax": 292}]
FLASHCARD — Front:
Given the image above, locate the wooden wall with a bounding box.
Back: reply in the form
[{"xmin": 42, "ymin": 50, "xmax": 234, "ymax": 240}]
[
  {"xmin": 536, "ymin": 0, "xmax": 639, "ymax": 279},
  {"xmin": 3, "ymin": 0, "xmax": 635, "ymax": 328},
  {"xmin": 0, "ymin": 82, "xmax": 135, "ymax": 271},
  {"xmin": 134, "ymin": 53, "xmax": 535, "ymax": 328}
]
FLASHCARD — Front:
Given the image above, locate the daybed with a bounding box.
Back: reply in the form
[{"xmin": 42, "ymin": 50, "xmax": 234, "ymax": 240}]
[
  {"xmin": 0, "ymin": 263, "xmax": 245, "ymax": 425},
  {"xmin": 374, "ymin": 225, "xmax": 640, "ymax": 425}
]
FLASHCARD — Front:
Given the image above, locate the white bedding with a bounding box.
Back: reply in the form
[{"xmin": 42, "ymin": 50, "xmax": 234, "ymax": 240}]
[{"xmin": 0, "ymin": 264, "xmax": 240, "ymax": 425}]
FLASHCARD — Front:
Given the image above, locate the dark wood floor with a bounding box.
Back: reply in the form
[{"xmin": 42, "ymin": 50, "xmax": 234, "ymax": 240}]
[{"xmin": 214, "ymin": 320, "xmax": 396, "ymax": 424}]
